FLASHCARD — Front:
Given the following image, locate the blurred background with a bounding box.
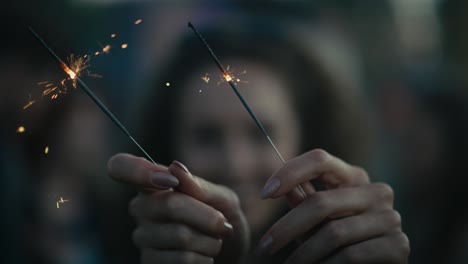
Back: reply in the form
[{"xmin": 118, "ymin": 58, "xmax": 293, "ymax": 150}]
[{"xmin": 1, "ymin": 0, "xmax": 468, "ymax": 263}]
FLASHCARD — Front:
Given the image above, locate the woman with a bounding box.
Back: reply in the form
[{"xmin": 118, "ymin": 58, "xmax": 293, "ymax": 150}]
[{"xmin": 108, "ymin": 21, "xmax": 409, "ymax": 263}]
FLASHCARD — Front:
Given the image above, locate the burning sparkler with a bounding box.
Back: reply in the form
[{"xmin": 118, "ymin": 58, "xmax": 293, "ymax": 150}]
[
  {"xmin": 189, "ymin": 22, "xmax": 285, "ymax": 163},
  {"xmin": 29, "ymin": 27, "xmax": 157, "ymax": 164},
  {"xmin": 188, "ymin": 22, "xmax": 306, "ymax": 197}
]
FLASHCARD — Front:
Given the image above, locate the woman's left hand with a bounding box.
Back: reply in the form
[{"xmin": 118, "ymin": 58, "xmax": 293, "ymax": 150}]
[{"xmin": 257, "ymin": 149, "xmax": 410, "ymax": 263}]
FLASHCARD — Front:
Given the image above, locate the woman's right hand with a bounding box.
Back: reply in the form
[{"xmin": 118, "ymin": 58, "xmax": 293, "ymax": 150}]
[{"xmin": 107, "ymin": 153, "xmax": 250, "ymax": 264}]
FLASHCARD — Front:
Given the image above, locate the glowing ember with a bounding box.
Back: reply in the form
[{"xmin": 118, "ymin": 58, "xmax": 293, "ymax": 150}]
[
  {"xmin": 102, "ymin": 45, "xmax": 111, "ymax": 54},
  {"xmin": 134, "ymin": 19, "xmax": 142, "ymax": 25},
  {"xmin": 61, "ymin": 62, "xmax": 77, "ymax": 80},
  {"xmin": 166, "ymin": 82, "xmax": 170, "ymax": 87},
  {"xmin": 121, "ymin": 43, "xmax": 128, "ymax": 49},
  {"xmin": 17, "ymin": 126, "xmax": 25, "ymax": 133},
  {"xmin": 217, "ymin": 66, "xmax": 248, "ymax": 85},
  {"xmin": 224, "ymin": 74, "xmax": 232, "ymax": 82},
  {"xmin": 111, "ymin": 34, "xmax": 116, "ymax": 38},
  {"xmin": 44, "ymin": 146, "xmax": 49, "ymax": 154},
  {"xmin": 201, "ymin": 73, "xmax": 210, "ymax": 83},
  {"xmin": 95, "ymin": 51, "xmax": 100, "ymax": 56},
  {"xmin": 56, "ymin": 197, "xmax": 70, "ymax": 208}
]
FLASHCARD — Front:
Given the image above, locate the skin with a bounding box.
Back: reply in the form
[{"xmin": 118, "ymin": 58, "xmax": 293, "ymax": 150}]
[{"xmin": 107, "ymin": 60, "xmax": 410, "ymax": 263}]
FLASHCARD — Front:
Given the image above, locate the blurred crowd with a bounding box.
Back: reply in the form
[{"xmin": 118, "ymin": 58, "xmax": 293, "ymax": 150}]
[{"xmin": 1, "ymin": 1, "xmax": 468, "ymax": 263}]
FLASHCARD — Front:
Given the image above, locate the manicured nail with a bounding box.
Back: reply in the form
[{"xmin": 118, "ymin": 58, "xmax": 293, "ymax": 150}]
[
  {"xmin": 261, "ymin": 178, "xmax": 280, "ymax": 199},
  {"xmin": 150, "ymin": 172, "xmax": 179, "ymax": 189},
  {"xmin": 256, "ymin": 235, "xmax": 273, "ymax": 256},
  {"xmin": 172, "ymin": 160, "xmax": 191, "ymax": 175},
  {"xmin": 223, "ymin": 221, "xmax": 234, "ymax": 235}
]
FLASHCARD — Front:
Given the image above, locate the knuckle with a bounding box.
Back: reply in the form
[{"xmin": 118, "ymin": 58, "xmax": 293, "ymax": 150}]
[
  {"xmin": 131, "ymin": 227, "xmax": 145, "ymax": 248},
  {"xmin": 307, "ymin": 148, "xmax": 330, "ymax": 164},
  {"xmin": 175, "ymin": 225, "xmax": 193, "ymax": 248},
  {"xmin": 165, "ymin": 193, "xmax": 184, "ymax": 212},
  {"xmin": 386, "ymin": 210, "xmax": 402, "ymax": 228},
  {"xmin": 326, "ymin": 221, "xmax": 346, "ymax": 246},
  {"xmin": 128, "ymin": 196, "xmax": 141, "ymax": 218},
  {"xmin": 211, "ymin": 238, "xmax": 223, "ymax": 256},
  {"xmin": 178, "ymin": 251, "xmax": 196, "ymax": 264},
  {"xmin": 307, "ymin": 192, "xmax": 330, "ymax": 216},
  {"xmin": 398, "ymin": 232, "xmax": 411, "ymax": 257},
  {"xmin": 372, "ymin": 182, "xmax": 394, "ymax": 204},
  {"xmin": 353, "ymin": 166, "xmax": 370, "ymax": 183},
  {"xmin": 342, "ymin": 246, "xmax": 363, "ymax": 264}
]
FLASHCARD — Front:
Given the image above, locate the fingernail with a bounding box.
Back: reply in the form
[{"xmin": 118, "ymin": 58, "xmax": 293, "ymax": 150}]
[
  {"xmin": 261, "ymin": 178, "xmax": 280, "ymax": 199},
  {"xmin": 150, "ymin": 172, "xmax": 179, "ymax": 189},
  {"xmin": 223, "ymin": 221, "xmax": 234, "ymax": 235},
  {"xmin": 172, "ymin": 160, "xmax": 191, "ymax": 175},
  {"xmin": 256, "ymin": 235, "xmax": 273, "ymax": 256}
]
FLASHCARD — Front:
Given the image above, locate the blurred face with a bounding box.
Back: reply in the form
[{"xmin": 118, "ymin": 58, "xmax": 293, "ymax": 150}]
[{"xmin": 173, "ymin": 59, "xmax": 302, "ymax": 232}]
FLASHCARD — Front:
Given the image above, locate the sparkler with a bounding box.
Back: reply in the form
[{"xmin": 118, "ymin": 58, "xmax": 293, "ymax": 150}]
[
  {"xmin": 188, "ymin": 22, "xmax": 286, "ymax": 163},
  {"xmin": 188, "ymin": 22, "xmax": 307, "ymax": 197},
  {"xmin": 29, "ymin": 27, "xmax": 157, "ymax": 164}
]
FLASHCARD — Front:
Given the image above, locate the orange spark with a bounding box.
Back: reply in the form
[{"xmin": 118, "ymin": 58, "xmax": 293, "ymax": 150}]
[
  {"xmin": 111, "ymin": 34, "xmax": 116, "ymax": 38},
  {"xmin": 23, "ymin": 93, "xmax": 35, "ymax": 110},
  {"xmin": 121, "ymin": 43, "xmax": 128, "ymax": 49},
  {"xmin": 61, "ymin": 62, "xmax": 77, "ymax": 80},
  {"xmin": 44, "ymin": 146, "xmax": 49, "ymax": 154},
  {"xmin": 134, "ymin": 19, "xmax": 142, "ymax": 25},
  {"xmin": 95, "ymin": 51, "xmax": 100, "ymax": 56},
  {"xmin": 102, "ymin": 45, "xmax": 111, "ymax": 54},
  {"xmin": 16, "ymin": 126, "xmax": 25, "ymax": 133}
]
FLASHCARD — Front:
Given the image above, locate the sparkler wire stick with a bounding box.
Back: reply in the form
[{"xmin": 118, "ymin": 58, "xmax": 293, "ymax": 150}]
[
  {"xmin": 28, "ymin": 27, "xmax": 157, "ymax": 164},
  {"xmin": 188, "ymin": 22, "xmax": 286, "ymax": 163},
  {"xmin": 188, "ymin": 22, "xmax": 307, "ymax": 197}
]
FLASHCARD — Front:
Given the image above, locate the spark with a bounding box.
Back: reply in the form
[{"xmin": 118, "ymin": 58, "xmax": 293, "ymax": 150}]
[
  {"xmin": 29, "ymin": 27, "xmax": 157, "ymax": 164},
  {"xmin": 134, "ymin": 19, "xmax": 142, "ymax": 25},
  {"xmin": 218, "ymin": 65, "xmax": 248, "ymax": 85},
  {"xmin": 111, "ymin": 34, "xmax": 116, "ymax": 38},
  {"xmin": 102, "ymin": 45, "xmax": 111, "ymax": 54},
  {"xmin": 16, "ymin": 126, "xmax": 25, "ymax": 133},
  {"xmin": 44, "ymin": 146, "xmax": 49, "ymax": 154},
  {"xmin": 95, "ymin": 51, "xmax": 100, "ymax": 56},
  {"xmin": 198, "ymin": 89, "xmax": 202, "ymax": 93},
  {"xmin": 165, "ymin": 82, "xmax": 170, "ymax": 87},
  {"xmin": 201, "ymin": 73, "xmax": 210, "ymax": 83},
  {"xmin": 56, "ymin": 197, "xmax": 70, "ymax": 208},
  {"xmin": 23, "ymin": 94, "xmax": 35, "ymax": 109},
  {"xmin": 121, "ymin": 43, "xmax": 128, "ymax": 49}
]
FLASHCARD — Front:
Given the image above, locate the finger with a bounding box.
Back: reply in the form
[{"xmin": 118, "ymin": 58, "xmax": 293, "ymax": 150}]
[
  {"xmin": 141, "ymin": 249, "xmax": 214, "ymax": 264},
  {"xmin": 256, "ymin": 183, "xmax": 394, "ymax": 255},
  {"xmin": 320, "ymin": 232, "xmax": 410, "ymax": 264},
  {"xmin": 261, "ymin": 149, "xmax": 369, "ymax": 199},
  {"xmin": 133, "ymin": 223, "xmax": 222, "ymax": 257},
  {"xmin": 284, "ymin": 209, "xmax": 402, "ymax": 263},
  {"xmin": 169, "ymin": 160, "xmax": 241, "ymax": 220},
  {"xmin": 285, "ymin": 182, "xmax": 316, "ymax": 208},
  {"xmin": 129, "ymin": 192, "xmax": 233, "ymax": 237},
  {"xmin": 108, "ymin": 153, "xmax": 179, "ymax": 190}
]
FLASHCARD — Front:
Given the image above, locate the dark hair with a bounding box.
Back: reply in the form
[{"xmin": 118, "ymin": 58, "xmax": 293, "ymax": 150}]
[{"xmin": 134, "ymin": 20, "xmax": 372, "ymax": 167}]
